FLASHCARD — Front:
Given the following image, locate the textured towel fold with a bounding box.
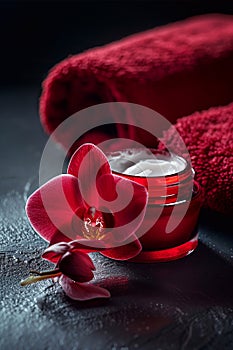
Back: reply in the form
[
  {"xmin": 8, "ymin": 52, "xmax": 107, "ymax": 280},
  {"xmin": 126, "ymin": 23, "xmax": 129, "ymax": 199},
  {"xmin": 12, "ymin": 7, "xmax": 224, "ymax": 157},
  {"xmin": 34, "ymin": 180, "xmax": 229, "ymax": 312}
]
[
  {"xmin": 39, "ymin": 14, "xmax": 233, "ymax": 214},
  {"xmin": 40, "ymin": 13, "xmax": 233, "ymax": 139},
  {"xmin": 160, "ymin": 103, "xmax": 233, "ymax": 214}
]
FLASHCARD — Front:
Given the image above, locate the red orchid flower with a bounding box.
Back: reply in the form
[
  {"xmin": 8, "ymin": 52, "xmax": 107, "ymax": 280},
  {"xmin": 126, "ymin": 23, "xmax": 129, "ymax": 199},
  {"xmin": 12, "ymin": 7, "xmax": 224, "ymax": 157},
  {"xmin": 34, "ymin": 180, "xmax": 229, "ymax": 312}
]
[
  {"xmin": 21, "ymin": 241, "xmax": 110, "ymax": 301},
  {"xmin": 26, "ymin": 143, "xmax": 148, "ymax": 260}
]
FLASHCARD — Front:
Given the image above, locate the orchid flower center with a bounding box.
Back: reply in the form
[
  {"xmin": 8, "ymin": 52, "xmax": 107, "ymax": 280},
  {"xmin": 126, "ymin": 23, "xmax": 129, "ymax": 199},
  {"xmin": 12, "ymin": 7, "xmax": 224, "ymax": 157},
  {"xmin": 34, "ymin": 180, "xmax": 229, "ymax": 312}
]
[{"xmin": 81, "ymin": 207, "xmax": 106, "ymax": 240}]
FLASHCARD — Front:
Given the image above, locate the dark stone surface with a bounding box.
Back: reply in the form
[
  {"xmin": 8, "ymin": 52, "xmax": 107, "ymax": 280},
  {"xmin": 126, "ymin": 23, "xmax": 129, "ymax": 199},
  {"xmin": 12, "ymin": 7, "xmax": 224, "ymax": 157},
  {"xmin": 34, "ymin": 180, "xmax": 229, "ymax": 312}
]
[{"xmin": 1, "ymin": 88, "xmax": 233, "ymax": 350}]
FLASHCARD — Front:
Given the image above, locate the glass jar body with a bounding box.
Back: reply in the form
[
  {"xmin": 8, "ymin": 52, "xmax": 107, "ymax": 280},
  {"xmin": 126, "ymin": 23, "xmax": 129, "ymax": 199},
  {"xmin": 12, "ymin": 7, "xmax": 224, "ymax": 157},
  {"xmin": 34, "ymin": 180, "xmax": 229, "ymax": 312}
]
[{"xmin": 105, "ymin": 149, "xmax": 202, "ymax": 262}]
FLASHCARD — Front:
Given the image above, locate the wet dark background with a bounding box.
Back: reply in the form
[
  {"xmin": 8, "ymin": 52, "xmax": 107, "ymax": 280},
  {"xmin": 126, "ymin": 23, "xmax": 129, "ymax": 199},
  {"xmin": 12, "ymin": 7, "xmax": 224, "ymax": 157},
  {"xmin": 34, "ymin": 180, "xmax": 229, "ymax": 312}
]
[{"xmin": 1, "ymin": 1, "xmax": 233, "ymax": 350}]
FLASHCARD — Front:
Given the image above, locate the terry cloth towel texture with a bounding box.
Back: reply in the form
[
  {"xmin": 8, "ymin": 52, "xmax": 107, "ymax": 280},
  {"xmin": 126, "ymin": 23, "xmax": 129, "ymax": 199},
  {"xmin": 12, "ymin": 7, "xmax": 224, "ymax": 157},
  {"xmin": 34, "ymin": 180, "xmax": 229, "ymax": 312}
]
[
  {"xmin": 160, "ymin": 103, "xmax": 233, "ymax": 214},
  {"xmin": 40, "ymin": 14, "xmax": 233, "ymax": 214}
]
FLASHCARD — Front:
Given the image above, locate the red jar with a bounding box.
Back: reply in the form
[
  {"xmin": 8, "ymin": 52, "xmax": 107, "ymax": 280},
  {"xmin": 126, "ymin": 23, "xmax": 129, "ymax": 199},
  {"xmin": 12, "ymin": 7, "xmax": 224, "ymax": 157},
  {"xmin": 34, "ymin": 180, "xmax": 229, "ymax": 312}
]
[{"xmin": 106, "ymin": 149, "xmax": 202, "ymax": 262}]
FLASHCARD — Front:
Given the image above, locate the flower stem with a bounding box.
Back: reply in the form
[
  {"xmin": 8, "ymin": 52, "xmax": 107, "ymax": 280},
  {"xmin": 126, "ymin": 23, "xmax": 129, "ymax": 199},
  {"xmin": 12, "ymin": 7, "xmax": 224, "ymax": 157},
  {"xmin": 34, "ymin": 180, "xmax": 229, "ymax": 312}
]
[
  {"xmin": 29, "ymin": 268, "xmax": 60, "ymax": 276},
  {"xmin": 20, "ymin": 269, "xmax": 61, "ymax": 286}
]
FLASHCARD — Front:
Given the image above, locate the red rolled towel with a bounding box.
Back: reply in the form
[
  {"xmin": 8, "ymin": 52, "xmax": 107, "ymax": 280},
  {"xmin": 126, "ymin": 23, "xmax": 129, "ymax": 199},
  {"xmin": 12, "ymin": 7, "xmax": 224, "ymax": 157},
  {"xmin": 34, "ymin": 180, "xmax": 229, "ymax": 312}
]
[
  {"xmin": 160, "ymin": 103, "xmax": 233, "ymax": 215},
  {"xmin": 39, "ymin": 14, "xmax": 233, "ymax": 214},
  {"xmin": 40, "ymin": 14, "xmax": 233, "ymax": 140}
]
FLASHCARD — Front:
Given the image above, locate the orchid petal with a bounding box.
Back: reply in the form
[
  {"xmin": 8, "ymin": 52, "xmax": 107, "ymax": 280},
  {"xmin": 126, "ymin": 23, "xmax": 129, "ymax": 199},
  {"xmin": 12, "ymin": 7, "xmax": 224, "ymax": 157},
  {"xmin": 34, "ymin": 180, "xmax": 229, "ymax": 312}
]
[
  {"xmin": 102, "ymin": 236, "xmax": 142, "ymax": 260},
  {"xmin": 67, "ymin": 143, "xmax": 111, "ymax": 208},
  {"xmin": 69, "ymin": 239, "xmax": 106, "ymax": 252},
  {"xmin": 49, "ymin": 230, "xmax": 71, "ymax": 246},
  {"xmin": 59, "ymin": 251, "xmax": 95, "ymax": 282},
  {"xmin": 26, "ymin": 174, "xmax": 83, "ymax": 242},
  {"xmin": 97, "ymin": 174, "xmax": 148, "ymax": 243},
  {"xmin": 59, "ymin": 275, "xmax": 110, "ymax": 300},
  {"xmin": 42, "ymin": 242, "xmax": 70, "ymax": 263}
]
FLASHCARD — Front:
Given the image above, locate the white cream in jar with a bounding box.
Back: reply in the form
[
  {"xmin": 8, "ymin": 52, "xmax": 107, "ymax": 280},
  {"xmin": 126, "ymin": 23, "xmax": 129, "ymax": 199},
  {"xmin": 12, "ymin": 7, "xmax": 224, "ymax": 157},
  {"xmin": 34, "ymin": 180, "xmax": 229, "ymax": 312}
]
[{"xmin": 107, "ymin": 149, "xmax": 186, "ymax": 177}]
